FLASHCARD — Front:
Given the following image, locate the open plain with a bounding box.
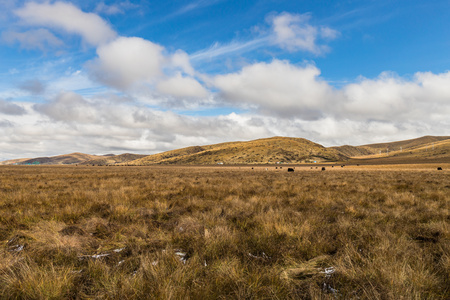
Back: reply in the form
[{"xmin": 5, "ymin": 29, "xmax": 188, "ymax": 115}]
[{"xmin": 0, "ymin": 164, "xmax": 449, "ymax": 299}]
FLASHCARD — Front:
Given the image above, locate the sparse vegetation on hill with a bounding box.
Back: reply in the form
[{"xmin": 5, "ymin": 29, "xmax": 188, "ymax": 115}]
[
  {"xmin": 0, "ymin": 165, "xmax": 448, "ymax": 299},
  {"xmin": 348, "ymin": 138, "xmax": 450, "ymax": 164},
  {"xmin": 0, "ymin": 153, "xmax": 100, "ymax": 165},
  {"xmin": 127, "ymin": 137, "xmax": 348, "ymax": 165},
  {"xmin": 360, "ymin": 135, "xmax": 450, "ymax": 153},
  {"xmin": 81, "ymin": 153, "xmax": 148, "ymax": 166},
  {"xmin": 331, "ymin": 145, "xmax": 375, "ymax": 157}
]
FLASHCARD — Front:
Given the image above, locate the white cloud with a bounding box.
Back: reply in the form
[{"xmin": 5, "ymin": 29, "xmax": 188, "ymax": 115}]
[
  {"xmin": 15, "ymin": 1, "xmax": 117, "ymax": 46},
  {"xmin": 0, "ymin": 75, "xmax": 448, "ymax": 160},
  {"xmin": 88, "ymin": 36, "xmax": 209, "ymax": 100},
  {"xmin": 414, "ymin": 71, "xmax": 450, "ymax": 103},
  {"xmin": 34, "ymin": 92, "xmax": 98, "ymax": 123},
  {"xmin": 213, "ymin": 59, "xmax": 450, "ymax": 128},
  {"xmin": 171, "ymin": 50, "xmax": 195, "ymax": 76},
  {"xmin": 341, "ymin": 71, "xmax": 450, "ymax": 122},
  {"xmin": 2, "ymin": 28, "xmax": 64, "ymax": 51},
  {"xmin": 94, "ymin": 2, "xmax": 123, "ymax": 15},
  {"xmin": 157, "ymin": 73, "xmax": 208, "ymax": 98},
  {"xmin": 213, "ymin": 60, "xmax": 333, "ymax": 119},
  {"xmin": 342, "ymin": 72, "xmax": 416, "ymax": 120},
  {"xmin": 268, "ymin": 12, "xmax": 339, "ymax": 54},
  {"xmin": 88, "ymin": 36, "xmax": 165, "ymax": 89}
]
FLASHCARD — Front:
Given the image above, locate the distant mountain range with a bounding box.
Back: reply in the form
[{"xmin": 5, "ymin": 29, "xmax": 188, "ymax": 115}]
[{"xmin": 1, "ymin": 135, "xmax": 449, "ymax": 166}]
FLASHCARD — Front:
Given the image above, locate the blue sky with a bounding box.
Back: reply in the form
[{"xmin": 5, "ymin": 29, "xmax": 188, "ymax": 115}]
[{"xmin": 0, "ymin": 0, "xmax": 449, "ymax": 159}]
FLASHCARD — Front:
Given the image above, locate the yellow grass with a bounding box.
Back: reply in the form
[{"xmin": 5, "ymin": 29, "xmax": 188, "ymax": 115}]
[{"xmin": 0, "ymin": 164, "xmax": 448, "ymax": 299}]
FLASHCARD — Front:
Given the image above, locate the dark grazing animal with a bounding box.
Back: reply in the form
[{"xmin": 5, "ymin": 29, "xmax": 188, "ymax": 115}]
[{"xmin": 287, "ymin": 168, "xmax": 294, "ymax": 172}]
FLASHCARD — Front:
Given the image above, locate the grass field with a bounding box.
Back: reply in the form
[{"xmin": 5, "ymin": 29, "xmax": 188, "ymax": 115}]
[{"xmin": 0, "ymin": 165, "xmax": 449, "ymax": 299}]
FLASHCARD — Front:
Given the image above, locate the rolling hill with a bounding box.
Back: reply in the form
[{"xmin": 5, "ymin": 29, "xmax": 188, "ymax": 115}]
[
  {"xmin": 358, "ymin": 135, "xmax": 450, "ymax": 154},
  {"xmin": 331, "ymin": 136, "xmax": 450, "ymax": 158},
  {"xmin": 80, "ymin": 153, "xmax": 148, "ymax": 166},
  {"xmin": 346, "ymin": 137, "xmax": 450, "ymax": 164},
  {"xmin": 0, "ymin": 153, "xmax": 100, "ymax": 165},
  {"xmin": 1, "ymin": 135, "xmax": 449, "ymax": 166},
  {"xmin": 125, "ymin": 137, "xmax": 348, "ymax": 165}
]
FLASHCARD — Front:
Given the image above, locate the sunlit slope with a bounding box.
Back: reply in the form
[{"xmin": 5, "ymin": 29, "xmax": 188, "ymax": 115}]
[
  {"xmin": 81, "ymin": 153, "xmax": 148, "ymax": 166},
  {"xmin": 126, "ymin": 137, "xmax": 348, "ymax": 165},
  {"xmin": 333, "ymin": 136, "xmax": 450, "ymax": 158},
  {"xmin": 347, "ymin": 138, "xmax": 450, "ymax": 164},
  {"xmin": 358, "ymin": 136, "xmax": 450, "ymax": 154}
]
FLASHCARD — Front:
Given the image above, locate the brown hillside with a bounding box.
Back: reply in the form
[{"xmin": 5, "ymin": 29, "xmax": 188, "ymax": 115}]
[
  {"xmin": 16, "ymin": 152, "xmax": 101, "ymax": 165},
  {"xmin": 0, "ymin": 153, "xmax": 100, "ymax": 165},
  {"xmin": 331, "ymin": 145, "xmax": 373, "ymax": 157},
  {"xmin": 358, "ymin": 135, "xmax": 450, "ymax": 154},
  {"xmin": 126, "ymin": 137, "xmax": 348, "ymax": 165},
  {"xmin": 348, "ymin": 138, "xmax": 450, "ymax": 164},
  {"xmin": 0, "ymin": 158, "xmax": 31, "ymax": 165},
  {"xmin": 81, "ymin": 153, "xmax": 148, "ymax": 166}
]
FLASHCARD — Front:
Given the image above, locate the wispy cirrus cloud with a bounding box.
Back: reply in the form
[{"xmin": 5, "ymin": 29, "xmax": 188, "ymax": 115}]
[
  {"xmin": 190, "ymin": 37, "xmax": 269, "ymax": 62},
  {"xmin": 171, "ymin": 0, "xmax": 225, "ymax": 17},
  {"xmin": 191, "ymin": 11, "xmax": 339, "ymax": 63}
]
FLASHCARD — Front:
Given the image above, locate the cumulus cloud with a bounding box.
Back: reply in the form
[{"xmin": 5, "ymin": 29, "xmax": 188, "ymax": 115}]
[
  {"xmin": 2, "ymin": 28, "xmax": 64, "ymax": 51},
  {"xmin": 88, "ymin": 36, "xmax": 165, "ymax": 89},
  {"xmin": 342, "ymin": 73, "xmax": 417, "ymax": 120},
  {"xmin": 157, "ymin": 73, "xmax": 208, "ymax": 98},
  {"xmin": 0, "ymin": 78, "xmax": 448, "ymax": 160},
  {"xmin": 171, "ymin": 50, "xmax": 195, "ymax": 76},
  {"xmin": 34, "ymin": 92, "xmax": 98, "ymax": 123},
  {"xmin": 88, "ymin": 37, "xmax": 208, "ymax": 100},
  {"xmin": 213, "ymin": 59, "xmax": 450, "ymax": 127},
  {"xmin": 0, "ymin": 99, "xmax": 26, "ymax": 115},
  {"xmin": 213, "ymin": 60, "xmax": 334, "ymax": 119},
  {"xmin": 268, "ymin": 12, "xmax": 339, "ymax": 54},
  {"xmin": 341, "ymin": 71, "xmax": 450, "ymax": 122},
  {"xmin": 15, "ymin": 1, "xmax": 117, "ymax": 46}
]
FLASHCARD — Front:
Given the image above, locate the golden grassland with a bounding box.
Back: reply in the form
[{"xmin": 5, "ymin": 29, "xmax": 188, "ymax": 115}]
[
  {"xmin": 125, "ymin": 137, "xmax": 347, "ymax": 165},
  {"xmin": 0, "ymin": 164, "xmax": 449, "ymax": 299}
]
